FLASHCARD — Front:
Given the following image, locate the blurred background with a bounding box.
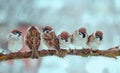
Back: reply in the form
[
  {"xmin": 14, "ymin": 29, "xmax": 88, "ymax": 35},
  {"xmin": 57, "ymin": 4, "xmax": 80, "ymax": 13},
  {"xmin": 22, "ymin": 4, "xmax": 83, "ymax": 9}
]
[{"xmin": 0, "ymin": 0, "xmax": 120, "ymax": 73}]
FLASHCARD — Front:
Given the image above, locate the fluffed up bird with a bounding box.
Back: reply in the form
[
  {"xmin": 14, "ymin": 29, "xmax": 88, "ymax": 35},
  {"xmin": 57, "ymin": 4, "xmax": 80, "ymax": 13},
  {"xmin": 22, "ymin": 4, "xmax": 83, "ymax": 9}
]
[
  {"xmin": 58, "ymin": 31, "xmax": 71, "ymax": 49},
  {"xmin": 42, "ymin": 26, "xmax": 60, "ymax": 50},
  {"xmin": 25, "ymin": 26, "xmax": 41, "ymax": 59},
  {"xmin": 87, "ymin": 31, "xmax": 103, "ymax": 50},
  {"xmin": 71, "ymin": 27, "xmax": 88, "ymax": 49},
  {"xmin": 8, "ymin": 29, "xmax": 22, "ymax": 53}
]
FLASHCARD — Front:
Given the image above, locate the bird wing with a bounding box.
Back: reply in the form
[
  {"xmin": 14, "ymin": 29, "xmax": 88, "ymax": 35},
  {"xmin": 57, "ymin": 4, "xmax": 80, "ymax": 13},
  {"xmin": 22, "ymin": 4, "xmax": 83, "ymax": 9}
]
[
  {"xmin": 87, "ymin": 33, "xmax": 94, "ymax": 45},
  {"xmin": 43, "ymin": 32, "xmax": 60, "ymax": 50}
]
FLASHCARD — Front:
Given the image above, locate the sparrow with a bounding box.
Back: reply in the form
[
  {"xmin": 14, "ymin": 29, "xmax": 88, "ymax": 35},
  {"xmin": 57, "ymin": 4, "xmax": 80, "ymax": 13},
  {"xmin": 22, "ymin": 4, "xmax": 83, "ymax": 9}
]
[
  {"xmin": 87, "ymin": 31, "xmax": 103, "ymax": 50},
  {"xmin": 42, "ymin": 26, "xmax": 60, "ymax": 50},
  {"xmin": 8, "ymin": 29, "xmax": 22, "ymax": 53},
  {"xmin": 42, "ymin": 26, "xmax": 66, "ymax": 57},
  {"xmin": 58, "ymin": 31, "xmax": 71, "ymax": 49},
  {"xmin": 25, "ymin": 26, "xmax": 41, "ymax": 59},
  {"xmin": 71, "ymin": 27, "xmax": 88, "ymax": 49}
]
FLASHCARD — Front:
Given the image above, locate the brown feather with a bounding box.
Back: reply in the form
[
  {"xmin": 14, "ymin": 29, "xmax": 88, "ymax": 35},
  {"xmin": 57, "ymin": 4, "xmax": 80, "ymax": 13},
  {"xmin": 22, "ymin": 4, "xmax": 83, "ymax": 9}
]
[
  {"xmin": 43, "ymin": 31, "xmax": 60, "ymax": 50},
  {"xmin": 87, "ymin": 33, "xmax": 94, "ymax": 45},
  {"xmin": 71, "ymin": 30, "xmax": 77, "ymax": 43},
  {"xmin": 11, "ymin": 29, "xmax": 21, "ymax": 33},
  {"xmin": 25, "ymin": 26, "xmax": 41, "ymax": 58}
]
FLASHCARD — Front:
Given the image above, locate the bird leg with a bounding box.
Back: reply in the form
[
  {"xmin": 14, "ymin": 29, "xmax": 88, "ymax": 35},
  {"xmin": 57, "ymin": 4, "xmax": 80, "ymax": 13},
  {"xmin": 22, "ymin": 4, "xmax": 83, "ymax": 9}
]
[
  {"xmin": 34, "ymin": 48, "xmax": 40, "ymax": 59},
  {"xmin": 31, "ymin": 48, "xmax": 35, "ymax": 59}
]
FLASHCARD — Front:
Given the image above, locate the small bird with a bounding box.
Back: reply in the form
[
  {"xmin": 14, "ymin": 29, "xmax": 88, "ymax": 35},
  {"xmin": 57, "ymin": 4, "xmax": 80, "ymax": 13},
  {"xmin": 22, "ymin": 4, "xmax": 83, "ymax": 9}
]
[
  {"xmin": 25, "ymin": 26, "xmax": 41, "ymax": 59},
  {"xmin": 71, "ymin": 27, "xmax": 88, "ymax": 49},
  {"xmin": 58, "ymin": 31, "xmax": 71, "ymax": 49},
  {"xmin": 87, "ymin": 31, "xmax": 103, "ymax": 50},
  {"xmin": 8, "ymin": 29, "xmax": 22, "ymax": 53},
  {"xmin": 42, "ymin": 26, "xmax": 60, "ymax": 50}
]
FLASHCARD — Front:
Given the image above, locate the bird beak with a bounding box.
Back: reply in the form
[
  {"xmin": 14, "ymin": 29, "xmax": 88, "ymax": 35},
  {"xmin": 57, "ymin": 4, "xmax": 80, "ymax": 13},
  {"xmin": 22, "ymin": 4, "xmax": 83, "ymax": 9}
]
[{"xmin": 9, "ymin": 34, "xmax": 12, "ymax": 37}]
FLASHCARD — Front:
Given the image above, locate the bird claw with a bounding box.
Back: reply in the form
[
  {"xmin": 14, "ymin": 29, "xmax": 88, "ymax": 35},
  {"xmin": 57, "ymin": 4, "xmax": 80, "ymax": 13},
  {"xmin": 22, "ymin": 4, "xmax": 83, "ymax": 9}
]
[
  {"xmin": 56, "ymin": 50, "xmax": 66, "ymax": 58},
  {"xmin": 67, "ymin": 48, "xmax": 71, "ymax": 53},
  {"xmin": 90, "ymin": 49, "xmax": 93, "ymax": 54},
  {"xmin": 31, "ymin": 53, "xmax": 35, "ymax": 59},
  {"xmin": 31, "ymin": 52, "xmax": 39, "ymax": 59},
  {"xmin": 35, "ymin": 52, "xmax": 40, "ymax": 59}
]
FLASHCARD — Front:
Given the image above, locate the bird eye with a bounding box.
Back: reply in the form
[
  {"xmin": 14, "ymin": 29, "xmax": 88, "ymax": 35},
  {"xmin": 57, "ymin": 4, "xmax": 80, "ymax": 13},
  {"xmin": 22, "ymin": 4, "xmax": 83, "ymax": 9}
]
[
  {"xmin": 13, "ymin": 32, "xmax": 17, "ymax": 35},
  {"xmin": 43, "ymin": 30, "xmax": 48, "ymax": 33},
  {"xmin": 61, "ymin": 38, "xmax": 64, "ymax": 40},
  {"xmin": 96, "ymin": 36, "xmax": 98, "ymax": 38},
  {"xmin": 45, "ymin": 30, "xmax": 50, "ymax": 33},
  {"xmin": 46, "ymin": 30, "xmax": 48, "ymax": 33},
  {"xmin": 79, "ymin": 32, "xmax": 81, "ymax": 35}
]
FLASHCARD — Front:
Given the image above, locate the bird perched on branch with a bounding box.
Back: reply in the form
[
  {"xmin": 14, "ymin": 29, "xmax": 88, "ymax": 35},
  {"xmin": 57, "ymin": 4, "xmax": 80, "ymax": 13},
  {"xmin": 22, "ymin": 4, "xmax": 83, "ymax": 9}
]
[
  {"xmin": 58, "ymin": 31, "xmax": 71, "ymax": 49},
  {"xmin": 71, "ymin": 27, "xmax": 88, "ymax": 49},
  {"xmin": 8, "ymin": 29, "xmax": 22, "ymax": 53},
  {"xmin": 87, "ymin": 31, "xmax": 103, "ymax": 50},
  {"xmin": 25, "ymin": 26, "xmax": 41, "ymax": 59},
  {"xmin": 42, "ymin": 26, "xmax": 60, "ymax": 50}
]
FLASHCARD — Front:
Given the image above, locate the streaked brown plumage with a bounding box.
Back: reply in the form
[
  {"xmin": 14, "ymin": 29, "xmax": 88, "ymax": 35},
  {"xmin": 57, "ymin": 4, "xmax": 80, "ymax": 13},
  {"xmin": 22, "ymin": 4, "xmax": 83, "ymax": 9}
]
[
  {"xmin": 42, "ymin": 26, "xmax": 60, "ymax": 50},
  {"xmin": 87, "ymin": 33, "xmax": 94, "ymax": 45},
  {"xmin": 42, "ymin": 26, "xmax": 66, "ymax": 57},
  {"xmin": 25, "ymin": 26, "xmax": 41, "ymax": 59}
]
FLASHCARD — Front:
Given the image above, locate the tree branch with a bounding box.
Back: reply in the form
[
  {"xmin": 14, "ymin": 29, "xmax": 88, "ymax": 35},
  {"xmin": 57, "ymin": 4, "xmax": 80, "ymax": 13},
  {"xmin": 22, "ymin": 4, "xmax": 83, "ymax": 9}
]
[{"xmin": 0, "ymin": 46, "xmax": 120, "ymax": 61}]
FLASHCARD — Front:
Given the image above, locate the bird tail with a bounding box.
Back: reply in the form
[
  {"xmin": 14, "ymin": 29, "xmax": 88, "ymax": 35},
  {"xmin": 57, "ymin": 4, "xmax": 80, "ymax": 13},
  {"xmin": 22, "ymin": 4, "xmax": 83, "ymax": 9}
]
[
  {"xmin": 34, "ymin": 48, "xmax": 40, "ymax": 59},
  {"xmin": 31, "ymin": 47, "xmax": 39, "ymax": 59}
]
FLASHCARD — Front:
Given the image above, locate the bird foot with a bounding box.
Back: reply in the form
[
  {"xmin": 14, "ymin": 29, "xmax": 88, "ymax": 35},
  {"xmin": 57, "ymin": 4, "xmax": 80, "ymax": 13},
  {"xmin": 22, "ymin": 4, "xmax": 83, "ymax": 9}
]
[{"xmin": 56, "ymin": 50, "xmax": 66, "ymax": 58}]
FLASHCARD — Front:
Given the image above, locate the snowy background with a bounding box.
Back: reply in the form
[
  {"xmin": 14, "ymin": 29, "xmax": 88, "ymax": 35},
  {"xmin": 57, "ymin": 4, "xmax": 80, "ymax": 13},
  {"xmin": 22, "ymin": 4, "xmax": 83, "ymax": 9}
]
[{"xmin": 0, "ymin": 0, "xmax": 120, "ymax": 73}]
